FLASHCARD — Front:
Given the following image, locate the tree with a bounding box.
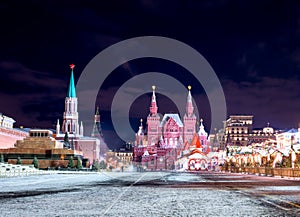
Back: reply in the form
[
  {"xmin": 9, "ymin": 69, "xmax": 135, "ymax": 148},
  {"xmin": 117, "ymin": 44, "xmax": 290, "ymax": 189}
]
[
  {"xmin": 76, "ymin": 158, "xmax": 83, "ymax": 170},
  {"xmin": 16, "ymin": 156, "xmax": 22, "ymax": 165},
  {"xmin": 92, "ymin": 160, "xmax": 100, "ymax": 171},
  {"xmin": 68, "ymin": 156, "xmax": 75, "ymax": 168},
  {"xmin": 0, "ymin": 154, "xmax": 4, "ymax": 163},
  {"xmin": 32, "ymin": 156, "xmax": 39, "ymax": 169},
  {"xmin": 99, "ymin": 160, "xmax": 107, "ymax": 170}
]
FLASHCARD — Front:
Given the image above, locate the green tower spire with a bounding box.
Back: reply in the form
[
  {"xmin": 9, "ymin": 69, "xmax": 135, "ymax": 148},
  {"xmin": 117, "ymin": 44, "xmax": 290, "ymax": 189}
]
[{"xmin": 68, "ymin": 64, "xmax": 76, "ymax": 98}]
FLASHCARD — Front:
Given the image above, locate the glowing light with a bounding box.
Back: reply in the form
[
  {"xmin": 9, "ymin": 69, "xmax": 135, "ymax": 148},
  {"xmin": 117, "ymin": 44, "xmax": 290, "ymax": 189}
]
[{"xmin": 69, "ymin": 64, "xmax": 75, "ymax": 69}]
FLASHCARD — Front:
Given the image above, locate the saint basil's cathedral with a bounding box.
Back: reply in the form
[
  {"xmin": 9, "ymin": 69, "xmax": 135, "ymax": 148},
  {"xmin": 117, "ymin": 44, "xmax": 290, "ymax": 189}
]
[{"xmin": 133, "ymin": 86, "xmax": 216, "ymax": 171}]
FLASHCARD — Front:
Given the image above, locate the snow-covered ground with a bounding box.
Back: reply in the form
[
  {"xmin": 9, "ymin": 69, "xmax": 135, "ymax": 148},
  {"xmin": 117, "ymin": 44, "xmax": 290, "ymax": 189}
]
[{"xmin": 0, "ymin": 172, "xmax": 298, "ymax": 216}]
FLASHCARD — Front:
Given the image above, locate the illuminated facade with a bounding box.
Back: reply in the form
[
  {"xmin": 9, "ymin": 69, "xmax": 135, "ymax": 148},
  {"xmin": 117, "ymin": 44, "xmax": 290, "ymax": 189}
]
[
  {"xmin": 276, "ymin": 128, "xmax": 300, "ymax": 151},
  {"xmin": 223, "ymin": 115, "xmax": 253, "ymax": 146},
  {"xmin": 133, "ymin": 86, "xmax": 210, "ymax": 170}
]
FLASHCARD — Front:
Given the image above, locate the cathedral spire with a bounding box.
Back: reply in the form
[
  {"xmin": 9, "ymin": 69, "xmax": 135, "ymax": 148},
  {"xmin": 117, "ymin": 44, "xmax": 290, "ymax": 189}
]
[
  {"xmin": 186, "ymin": 85, "xmax": 194, "ymax": 117},
  {"xmin": 68, "ymin": 64, "xmax": 76, "ymax": 98},
  {"xmin": 56, "ymin": 119, "xmax": 60, "ymax": 134},
  {"xmin": 150, "ymin": 85, "xmax": 158, "ymax": 116},
  {"xmin": 136, "ymin": 118, "xmax": 145, "ymax": 147}
]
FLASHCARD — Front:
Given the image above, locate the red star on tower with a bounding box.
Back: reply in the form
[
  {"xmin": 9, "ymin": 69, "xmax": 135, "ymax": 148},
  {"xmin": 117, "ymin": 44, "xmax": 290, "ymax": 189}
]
[{"xmin": 69, "ymin": 64, "xmax": 75, "ymax": 69}]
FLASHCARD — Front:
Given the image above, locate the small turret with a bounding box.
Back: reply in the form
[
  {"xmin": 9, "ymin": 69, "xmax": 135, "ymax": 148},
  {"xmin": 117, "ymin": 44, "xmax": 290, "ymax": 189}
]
[
  {"xmin": 136, "ymin": 119, "xmax": 145, "ymax": 147},
  {"xmin": 80, "ymin": 121, "xmax": 84, "ymax": 136},
  {"xmin": 198, "ymin": 119, "xmax": 208, "ymax": 137},
  {"xmin": 56, "ymin": 119, "xmax": 60, "ymax": 135}
]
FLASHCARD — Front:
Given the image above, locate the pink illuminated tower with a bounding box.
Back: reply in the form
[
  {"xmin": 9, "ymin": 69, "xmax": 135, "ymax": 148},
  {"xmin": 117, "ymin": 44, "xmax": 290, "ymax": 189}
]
[
  {"xmin": 147, "ymin": 86, "xmax": 161, "ymax": 146},
  {"xmin": 183, "ymin": 85, "xmax": 196, "ymax": 143}
]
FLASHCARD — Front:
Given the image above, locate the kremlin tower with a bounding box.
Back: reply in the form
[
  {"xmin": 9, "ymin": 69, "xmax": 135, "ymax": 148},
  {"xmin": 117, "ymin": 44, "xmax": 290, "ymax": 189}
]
[
  {"xmin": 91, "ymin": 106, "xmax": 108, "ymax": 158},
  {"xmin": 60, "ymin": 64, "xmax": 82, "ymax": 137},
  {"xmin": 55, "ymin": 65, "xmax": 101, "ymax": 164}
]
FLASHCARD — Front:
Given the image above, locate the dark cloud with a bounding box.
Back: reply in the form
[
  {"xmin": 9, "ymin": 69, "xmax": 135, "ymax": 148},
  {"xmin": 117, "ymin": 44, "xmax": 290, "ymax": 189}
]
[{"xmin": 223, "ymin": 77, "xmax": 300, "ymax": 128}]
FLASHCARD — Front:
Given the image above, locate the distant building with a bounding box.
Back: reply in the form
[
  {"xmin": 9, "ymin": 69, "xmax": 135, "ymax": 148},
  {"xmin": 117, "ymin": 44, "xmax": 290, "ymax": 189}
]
[
  {"xmin": 208, "ymin": 128, "xmax": 225, "ymax": 151},
  {"xmin": 222, "ymin": 115, "xmax": 281, "ymax": 149},
  {"xmin": 249, "ymin": 124, "xmax": 280, "ymax": 143},
  {"xmin": 223, "ymin": 115, "xmax": 253, "ymax": 146},
  {"xmin": 55, "ymin": 65, "xmax": 101, "ymax": 164},
  {"xmin": 106, "ymin": 148, "xmax": 133, "ymax": 170},
  {"xmin": 0, "ymin": 113, "xmax": 28, "ymax": 149}
]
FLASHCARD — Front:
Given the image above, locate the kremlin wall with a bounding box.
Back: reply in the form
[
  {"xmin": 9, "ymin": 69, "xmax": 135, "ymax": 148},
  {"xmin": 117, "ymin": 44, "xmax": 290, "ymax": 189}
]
[{"xmin": 0, "ymin": 113, "xmax": 28, "ymax": 149}]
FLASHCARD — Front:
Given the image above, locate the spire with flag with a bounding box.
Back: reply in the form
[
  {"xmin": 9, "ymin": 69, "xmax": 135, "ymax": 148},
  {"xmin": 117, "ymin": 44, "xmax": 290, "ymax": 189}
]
[{"xmin": 68, "ymin": 64, "xmax": 76, "ymax": 98}]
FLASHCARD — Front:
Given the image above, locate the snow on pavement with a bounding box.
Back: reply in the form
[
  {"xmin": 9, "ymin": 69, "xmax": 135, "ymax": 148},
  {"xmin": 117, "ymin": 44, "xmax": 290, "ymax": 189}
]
[{"xmin": 0, "ymin": 171, "xmax": 298, "ymax": 216}]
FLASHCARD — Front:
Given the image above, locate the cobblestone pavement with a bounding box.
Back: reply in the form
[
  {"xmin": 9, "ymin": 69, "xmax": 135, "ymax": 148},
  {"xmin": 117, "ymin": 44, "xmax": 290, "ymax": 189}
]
[{"xmin": 0, "ymin": 171, "xmax": 299, "ymax": 216}]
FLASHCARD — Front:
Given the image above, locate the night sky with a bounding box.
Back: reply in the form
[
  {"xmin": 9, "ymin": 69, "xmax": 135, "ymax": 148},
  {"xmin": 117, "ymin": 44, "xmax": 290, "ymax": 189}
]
[{"xmin": 0, "ymin": 1, "xmax": 299, "ymax": 148}]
